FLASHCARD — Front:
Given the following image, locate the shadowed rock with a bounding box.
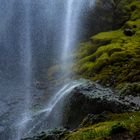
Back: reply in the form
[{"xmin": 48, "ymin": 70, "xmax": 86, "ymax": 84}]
[{"xmin": 62, "ymin": 80, "xmax": 139, "ymax": 129}]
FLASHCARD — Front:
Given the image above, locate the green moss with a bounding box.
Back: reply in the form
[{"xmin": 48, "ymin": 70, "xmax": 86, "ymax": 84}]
[
  {"xmin": 91, "ymin": 30, "xmax": 123, "ymax": 45},
  {"xmin": 63, "ymin": 112, "xmax": 140, "ymax": 140},
  {"xmin": 75, "ymin": 42, "xmax": 98, "ymax": 59},
  {"xmin": 125, "ymin": 19, "xmax": 140, "ymax": 29},
  {"xmin": 93, "ymin": 53, "xmax": 109, "ymax": 72},
  {"xmin": 80, "ymin": 114, "xmax": 108, "ymax": 128},
  {"xmin": 117, "ymin": 82, "xmax": 140, "ymax": 96},
  {"xmin": 109, "ymin": 51, "xmax": 133, "ymax": 64},
  {"xmin": 75, "ymin": 32, "xmax": 140, "ymax": 86},
  {"xmin": 78, "ymin": 62, "xmax": 95, "ymax": 76},
  {"xmin": 129, "ymin": 1, "xmax": 140, "ymax": 20},
  {"xmin": 74, "ymin": 0, "xmax": 140, "ymax": 90},
  {"xmin": 110, "ymin": 123, "xmax": 127, "ymax": 135}
]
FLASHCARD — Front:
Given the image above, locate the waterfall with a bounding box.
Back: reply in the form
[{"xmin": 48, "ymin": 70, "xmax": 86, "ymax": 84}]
[
  {"xmin": 62, "ymin": 0, "xmax": 79, "ymax": 62},
  {"xmin": 17, "ymin": 1, "xmax": 32, "ymax": 139},
  {"xmin": 0, "ymin": 0, "xmax": 96, "ymax": 140},
  {"xmin": 61, "ymin": 0, "xmax": 84, "ymax": 78}
]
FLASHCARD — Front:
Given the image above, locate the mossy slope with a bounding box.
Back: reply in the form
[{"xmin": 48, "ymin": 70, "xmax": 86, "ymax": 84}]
[
  {"xmin": 74, "ymin": 0, "xmax": 140, "ymax": 94},
  {"xmin": 63, "ymin": 112, "xmax": 140, "ymax": 140}
]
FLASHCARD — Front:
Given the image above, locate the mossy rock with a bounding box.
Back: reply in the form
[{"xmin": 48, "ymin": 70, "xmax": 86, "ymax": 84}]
[
  {"xmin": 129, "ymin": 1, "xmax": 140, "ymax": 20},
  {"xmin": 117, "ymin": 82, "xmax": 140, "ymax": 96},
  {"xmin": 80, "ymin": 113, "xmax": 109, "ymax": 128},
  {"xmin": 63, "ymin": 112, "xmax": 140, "ymax": 140},
  {"xmin": 91, "ymin": 30, "xmax": 123, "ymax": 44},
  {"xmin": 109, "ymin": 123, "xmax": 127, "ymax": 135},
  {"xmin": 74, "ymin": 0, "xmax": 140, "ymax": 93}
]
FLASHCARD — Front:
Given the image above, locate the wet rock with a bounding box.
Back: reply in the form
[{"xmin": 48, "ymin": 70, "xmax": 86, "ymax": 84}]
[{"xmin": 62, "ymin": 80, "xmax": 139, "ymax": 129}]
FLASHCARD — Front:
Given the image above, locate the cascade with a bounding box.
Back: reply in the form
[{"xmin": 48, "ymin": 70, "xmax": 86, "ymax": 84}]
[{"xmin": 0, "ymin": 0, "xmax": 95, "ymax": 140}]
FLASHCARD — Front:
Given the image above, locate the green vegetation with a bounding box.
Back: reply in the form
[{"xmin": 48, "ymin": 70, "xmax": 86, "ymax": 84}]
[
  {"xmin": 63, "ymin": 112, "xmax": 140, "ymax": 140},
  {"xmin": 74, "ymin": 0, "xmax": 140, "ymax": 93},
  {"xmin": 117, "ymin": 82, "xmax": 140, "ymax": 96}
]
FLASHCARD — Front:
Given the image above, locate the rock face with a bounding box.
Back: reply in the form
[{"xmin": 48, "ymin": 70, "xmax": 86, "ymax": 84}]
[
  {"xmin": 62, "ymin": 80, "xmax": 139, "ymax": 129},
  {"xmin": 81, "ymin": 0, "xmax": 130, "ymax": 40}
]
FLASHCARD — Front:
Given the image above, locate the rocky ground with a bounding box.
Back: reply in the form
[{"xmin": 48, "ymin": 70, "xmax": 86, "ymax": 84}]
[{"xmin": 22, "ymin": 80, "xmax": 140, "ymax": 140}]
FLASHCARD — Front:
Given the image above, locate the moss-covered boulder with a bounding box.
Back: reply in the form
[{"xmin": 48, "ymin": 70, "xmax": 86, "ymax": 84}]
[{"xmin": 117, "ymin": 82, "xmax": 140, "ymax": 96}]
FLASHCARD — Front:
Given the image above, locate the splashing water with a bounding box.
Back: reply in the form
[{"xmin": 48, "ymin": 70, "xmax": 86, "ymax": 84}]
[
  {"xmin": 17, "ymin": 1, "xmax": 32, "ymax": 139},
  {"xmin": 21, "ymin": 81, "xmax": 83, "ymax": 137}
]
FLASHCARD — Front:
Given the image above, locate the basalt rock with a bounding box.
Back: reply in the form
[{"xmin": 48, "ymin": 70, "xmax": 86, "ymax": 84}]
[{"xmin": 62, "ymin": 80, "xmax": 139, "ymax": 129}]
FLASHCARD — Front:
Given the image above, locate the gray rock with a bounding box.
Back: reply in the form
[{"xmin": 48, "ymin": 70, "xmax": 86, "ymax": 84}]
[{"xmin": 62, "ymin": 79, "xmax": 139, "ymax": 129}]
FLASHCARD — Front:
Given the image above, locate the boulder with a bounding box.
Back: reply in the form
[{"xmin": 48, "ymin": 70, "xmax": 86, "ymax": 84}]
[{"xmin": 62, "ymin": 80, "xmax": 139, "ymax": 129}]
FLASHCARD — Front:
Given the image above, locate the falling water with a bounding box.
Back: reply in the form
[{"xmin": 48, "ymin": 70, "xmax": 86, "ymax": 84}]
[
  {"xmin": 62, "ymin": 0, "xmax": 79, "ymax": 62},
  {"xmin": 62, "ymin": 0, "xmax": 96, "ymax": 61},
  {"xmin": 0, "ymin": 0, "xmax": 96, "ymax": 140},
  {"xmin": 61, "ymin": 0, "xmax": 85, "ymax": 76},
  {"xmin": 16, "ymin": 1, "xmax": 32, "ymax": 139}
]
